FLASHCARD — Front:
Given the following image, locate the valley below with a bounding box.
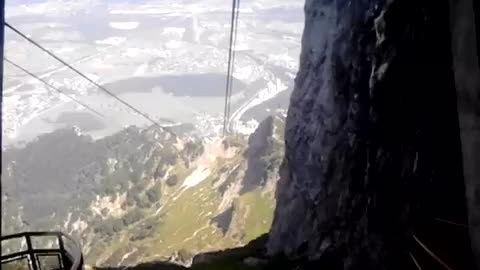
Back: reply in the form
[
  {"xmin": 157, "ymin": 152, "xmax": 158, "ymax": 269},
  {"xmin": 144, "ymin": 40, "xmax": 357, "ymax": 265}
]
[
  {"xmin": 2, "ymin": 0, "xmax": 302, "ymax": 147},
  {"xmin": 1, "ymin": 115, "xmax": 285, "ymax": 267}
]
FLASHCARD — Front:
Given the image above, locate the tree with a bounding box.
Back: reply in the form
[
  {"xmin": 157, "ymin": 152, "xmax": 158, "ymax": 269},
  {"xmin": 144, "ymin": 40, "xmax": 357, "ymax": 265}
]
[
  {"xmin": 134, "ymin": 194, "xmax": 151, "ymax": 208},
  {"xmin": 122, "ymin": 209, "xmax": 143, "ymax": 226},
  {"xmin": 166, "ymin": 175, "xmax": 179, "ymax": 187},
  {"xmin": 93, "ymin": 216, "xmax": 128, "ymax": 236},
  {"xmin": 146, "ymin": 187, "xmax": 160, "ymax": 203},
  {"xmin": 130, "ymin": 170, "xmax": 142, "ymax": 183},
  {"xmin": 162, "ymin": 148, "xmax": 178, "ymax": 165},
  {"xmin": 111, "ymin": 218, "xmax": 123, "ymax": 233},
  {"xmin": 103, "ymin": 184, "xmax": 115, "ymax": 195},
  {"xmin": 154, "ymin": 165, "xmax": 166, "ymax": 179}
]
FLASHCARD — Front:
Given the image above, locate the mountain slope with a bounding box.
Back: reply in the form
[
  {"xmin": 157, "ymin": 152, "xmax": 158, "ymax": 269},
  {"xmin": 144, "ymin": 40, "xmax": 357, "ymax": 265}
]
[{"xmin": 1, "ymin": 115, "xmax": 285, "ymax": 267}]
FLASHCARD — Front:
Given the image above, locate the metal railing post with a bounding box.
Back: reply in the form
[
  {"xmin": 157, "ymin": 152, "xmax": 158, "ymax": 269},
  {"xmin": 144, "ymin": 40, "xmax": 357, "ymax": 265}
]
[
  {"xmin": 58, "ymin": 233, "xmax": 68, "ymax": 269},
  {"xmin": 25, "ymin": 235, "xmax": 39, "ymax": 270}
]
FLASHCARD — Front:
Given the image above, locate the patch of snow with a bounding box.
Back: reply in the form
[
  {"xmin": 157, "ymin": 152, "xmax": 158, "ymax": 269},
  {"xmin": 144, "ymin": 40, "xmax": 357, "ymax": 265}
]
[
  {"xmin": 163, "ymin": 27, "xmax": 186, "ymax": 36},
  {"xmin": 106, "ymin": 158, "xmax": 118, "ymax": 174},
  {"xmin": 153, "ymin": 49, "xmax": 172, "ymax": 58},
  {"xmin": 123, "ymin": 48, "xmax": 141, "ymax": 57},
  {"xmin": 118, "ymin": 247, "xmax": 138, "ymax": 265},
  {"xmin": 73, "ymin": 126, "xmax": 82, "ymax": 136},
  {"xmin": 229, "ymin": 77, "xmax": 288, "ymax": 132},
  {"xmin": 92, "ymin": 59, "xmax": 114, "ymax": 69},
  {"xmin": 109, "ymin": 22, "xmax": 140, "ymax": 30},
  {"xmin": 233, "ymin": 65, "xmax": 264, "ymax": 83},
  {"xmin": 233, "ymin": 43, "xmax": 249, "ymax": 52},
  {"xmin": 165, "ymin": 40, "xmax": 184, "ymax": 49},
  {"xmin": 90, "ymin": 192, "xmax": 127, "ymax": 218},
  {"xmin": 64, "ymin": 212, "xmax": 72, "ymax": 231},
  {"xmin": 181, "ymin": 139, "xmax": 238, "ymax": 189},
  {"xmin": 8, "ymin": 1, "xmax": 101, "ymax": 17},
  {"xmin": 42, "ymin": 30, "xmax": 83, "ymax": 41},
  {"xmin": 235, "ymin": 119, "xmax": 259, "ymax": 135},
  {"xmin": 134, "ymin": 63, "xmax": 148, "ymax": 76},
  {"xmin": 110, "ymin": 9, "xmax": 169, "ymax": 15},
  {"xmin": 71, "ymin": 217, "xmax": 88, "ymax": 233},
  {"xmin": 182, "ymin": 166, "xmax": 211, "ymax": 189},
  {"xmin": 95, "ymin": 37, "xmax": 126, "ymax": 46},
  {"xmin": 173, "ymin": 138, "xmax": 185, "ymax": 151},
  {"xmin": 54, "ymin": 47, "xmax": 75, "ymax": 54}
]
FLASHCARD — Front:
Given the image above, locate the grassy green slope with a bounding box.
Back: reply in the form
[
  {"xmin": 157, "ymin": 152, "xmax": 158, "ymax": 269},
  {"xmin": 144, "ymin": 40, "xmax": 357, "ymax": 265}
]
[{"xmin": 87, "ymin": 116, "xmax": 285, "ymax": 267}]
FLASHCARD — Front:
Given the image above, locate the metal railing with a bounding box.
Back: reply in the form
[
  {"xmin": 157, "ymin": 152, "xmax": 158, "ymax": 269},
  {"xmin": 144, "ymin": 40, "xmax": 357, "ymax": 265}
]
[{"xmin": 1, "ymin": 231, "xmax": 83, "ymax": 270}]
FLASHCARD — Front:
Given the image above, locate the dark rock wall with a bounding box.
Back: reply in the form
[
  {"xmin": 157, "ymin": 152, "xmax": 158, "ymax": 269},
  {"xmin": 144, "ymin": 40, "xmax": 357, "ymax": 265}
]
[
  {"xmin": 449, "ymin": 0, "xmax": 480, "ymax": 267},
  {"xmin": 268, "ymin": 0, "xmax": 469, "ymax": 269},
  {"xmin": 211, "ymin": 206, "xmax": 234, "ymax": 235},
  {"xmin": 241, "ymin": 116, "xmax": 275, "ymax": 194}
]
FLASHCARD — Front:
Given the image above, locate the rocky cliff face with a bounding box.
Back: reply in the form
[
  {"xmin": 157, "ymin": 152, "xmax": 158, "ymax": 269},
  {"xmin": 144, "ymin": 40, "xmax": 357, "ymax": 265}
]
[
  {"xmin": 449, "ymin": 0, "xmax": 480, "ymax": 267},
  {"xmin": 268, "ymin": 0, "xmax": 472, "ymax": 269}
]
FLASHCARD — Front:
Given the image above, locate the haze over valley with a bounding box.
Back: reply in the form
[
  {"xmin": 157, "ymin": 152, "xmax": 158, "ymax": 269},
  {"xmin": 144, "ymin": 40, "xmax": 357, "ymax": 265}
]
[{"xmin": 3, "ymin": 0, "xmax": 304, "ymax": 146}]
